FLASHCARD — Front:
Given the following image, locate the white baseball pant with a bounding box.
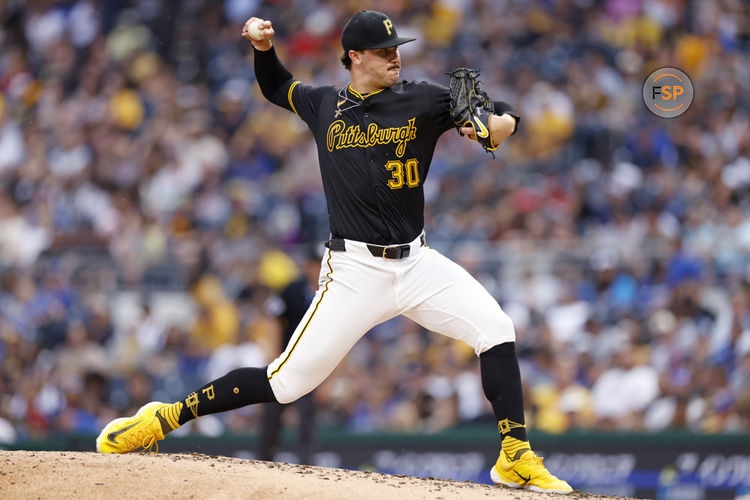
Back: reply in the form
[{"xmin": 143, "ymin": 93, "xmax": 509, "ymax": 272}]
[{"xmin": 266, "ymin": 233, "xmax": 516, "ymax": 404}]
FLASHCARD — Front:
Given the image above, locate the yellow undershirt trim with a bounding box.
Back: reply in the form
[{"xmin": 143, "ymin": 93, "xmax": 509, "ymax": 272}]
[
  {"xmin": 288, "ymin": 80, "xmax": 301, "ymax": 116},
  {"xmin": 348, "ymin": 85, "xmax": 385, "ymax": 100},
  {"xmin": 268, "ymin": 250, "xmax": 334, "ymax": 380}
]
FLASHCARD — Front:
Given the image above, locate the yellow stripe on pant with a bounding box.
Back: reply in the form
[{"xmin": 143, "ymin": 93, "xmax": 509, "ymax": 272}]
[{"xmin": 268, "ymin": 250, "xmax": 334, "ymax": 380}]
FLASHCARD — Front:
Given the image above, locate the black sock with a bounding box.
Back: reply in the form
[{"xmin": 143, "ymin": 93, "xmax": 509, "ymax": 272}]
[
  {"xmin": 480, "ymin": 342, "xmax": 528, "ymax": 443},
  {"xmin": 159, "ymin": 367, "xmax": 277, "ymax": 430}
]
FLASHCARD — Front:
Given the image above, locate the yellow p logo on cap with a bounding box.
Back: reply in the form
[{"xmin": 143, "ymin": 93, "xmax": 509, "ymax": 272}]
[{"xmin": 383, "ymin": 19, "xmax": 393, "ymax": 35}]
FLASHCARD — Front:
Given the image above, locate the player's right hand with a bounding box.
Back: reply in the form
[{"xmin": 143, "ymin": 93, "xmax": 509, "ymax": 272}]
[{"xmin": 242, "ymin": 17, "xmax": 275, "ymax": 50}]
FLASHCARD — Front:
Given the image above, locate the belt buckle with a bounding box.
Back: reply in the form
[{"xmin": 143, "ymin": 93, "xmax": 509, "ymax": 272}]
[{"xmin": 382, "ymin": 244, "xmax": 400, "ymax": 259}]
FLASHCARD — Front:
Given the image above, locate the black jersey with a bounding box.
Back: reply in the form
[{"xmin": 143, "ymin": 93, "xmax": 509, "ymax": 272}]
[
  {"xmin": 254, "ymin": 48, "xmax": 519, "ymax": 245},
  {"xmin": 288, "ymin": 80, "xmax": 454, "ymax": 244}
]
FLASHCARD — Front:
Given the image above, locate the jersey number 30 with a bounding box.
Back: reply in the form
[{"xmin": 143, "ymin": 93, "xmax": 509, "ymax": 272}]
[{"xmin": 385, "ymin": 159, "xmax": 420, "ymax": 189}]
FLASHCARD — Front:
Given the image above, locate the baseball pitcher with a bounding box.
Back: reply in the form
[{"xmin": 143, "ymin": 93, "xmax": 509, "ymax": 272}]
[{"xmin": 97, "ymin": 10, "xmax": 572, "ymax": 494}]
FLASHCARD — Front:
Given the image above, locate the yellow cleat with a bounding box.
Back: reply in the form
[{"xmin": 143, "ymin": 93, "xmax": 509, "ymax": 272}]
[
  {"xmin": 96, "ymin": 402, "xmax": 169, "ymax": 454},
  {"xmin": 491, "ymin": 449, "xmax": 573, "ymax": 494}
]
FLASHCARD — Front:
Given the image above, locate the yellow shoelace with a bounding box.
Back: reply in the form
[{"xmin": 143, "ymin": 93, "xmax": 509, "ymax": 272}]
[
  {"xmin": 523, "ymin": 454, "xmax": 552, "ymax": 478},
  {"xmin": 119, "ymin": 416, "xmax": 159, "ymax": 454},
  {"xmin": 140, "ymin": 434, "xmax": 159, "ymax": 454}
]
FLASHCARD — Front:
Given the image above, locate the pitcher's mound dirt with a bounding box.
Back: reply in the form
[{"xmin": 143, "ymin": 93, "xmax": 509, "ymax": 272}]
[{"xmin": 0, "ymin": 450, "xmax": 637, "ymax": 499}]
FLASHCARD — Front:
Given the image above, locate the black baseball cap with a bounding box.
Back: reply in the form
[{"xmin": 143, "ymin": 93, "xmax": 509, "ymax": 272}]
[{"xmin": 341, "ymin": 10, "xmax": 416, "ymax": 52}]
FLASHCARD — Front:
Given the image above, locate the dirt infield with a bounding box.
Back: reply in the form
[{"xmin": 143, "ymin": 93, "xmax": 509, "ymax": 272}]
[{"xmin": 0, "ymin": 450, "xmax": 637, "ymax": 500}]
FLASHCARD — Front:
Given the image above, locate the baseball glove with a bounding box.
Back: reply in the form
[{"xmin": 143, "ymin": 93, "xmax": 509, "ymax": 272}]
[{"xmin": 447, "ymin": 68, "xmax": 498, "ymax": 154}]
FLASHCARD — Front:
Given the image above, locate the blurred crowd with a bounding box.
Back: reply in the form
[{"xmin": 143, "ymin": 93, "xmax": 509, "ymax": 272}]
[{"xmin": 1, "ymin": 0, "xmax": 750, "ymax": 446}]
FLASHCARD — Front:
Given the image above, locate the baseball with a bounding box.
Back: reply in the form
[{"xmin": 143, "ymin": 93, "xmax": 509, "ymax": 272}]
[{"xmin": 247, "ymin": 20, "xmax": 265, "ymax": 41}]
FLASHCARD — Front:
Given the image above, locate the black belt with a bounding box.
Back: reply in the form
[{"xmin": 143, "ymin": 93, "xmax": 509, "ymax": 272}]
[{"xmin": 325, "ymin": 234, "xmax": 426, "ymax": 260}]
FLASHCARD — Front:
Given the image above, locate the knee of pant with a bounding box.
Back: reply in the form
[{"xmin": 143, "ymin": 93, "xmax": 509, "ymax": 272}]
[
  {"xmin": 269, "ymin": 377, "xmax": 313, "ymax": 405},
  {"xmin": 477, "ymin": 311, "xmax": 516, "ymax": 354},
  {"xmin": 274, "ymin": 392, "xmax": 297, "ymax": 405},
  {"xmin": 271, "ymin": 386, "xmax": 298, "ymax": 405}
]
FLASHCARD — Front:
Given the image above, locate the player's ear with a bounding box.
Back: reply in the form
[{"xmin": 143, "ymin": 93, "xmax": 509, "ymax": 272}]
[{"xmin": 349, "ymin": 50, "xmax": 362, "ymax": 66}]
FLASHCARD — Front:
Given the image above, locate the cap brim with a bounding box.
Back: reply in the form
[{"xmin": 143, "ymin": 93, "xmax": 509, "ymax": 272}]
[{"xmin": 362, "ymin": 37, "xmax": 416, "ymax": 50}]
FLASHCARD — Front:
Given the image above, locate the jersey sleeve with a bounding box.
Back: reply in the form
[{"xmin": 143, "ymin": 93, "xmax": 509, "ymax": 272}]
[
  {"xmin": 287, "ymin": 83, "xmax": 329, "ymax": 124},
  {"xmin": 254, "ymin": 46, "xmax": 326, "ymax": 122},
  {"xmin": 425, "ymin": 82, "xmax": 457, "ymax": 135}
]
